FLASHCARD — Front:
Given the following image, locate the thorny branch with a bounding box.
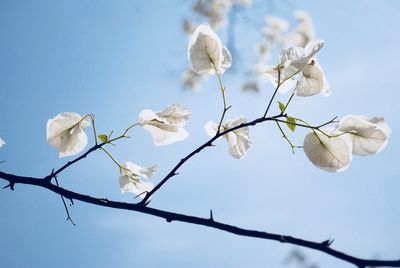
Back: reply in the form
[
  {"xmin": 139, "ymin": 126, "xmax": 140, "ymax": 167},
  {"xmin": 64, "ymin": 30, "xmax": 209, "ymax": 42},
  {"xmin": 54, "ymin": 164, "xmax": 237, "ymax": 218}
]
[
  {"xmin": 0, "ymin": 82, "xmax": 393, "ymax": 268},
  {"xmin": 0, "ymin": 170, "xmax": 399, "ymax": 268}
]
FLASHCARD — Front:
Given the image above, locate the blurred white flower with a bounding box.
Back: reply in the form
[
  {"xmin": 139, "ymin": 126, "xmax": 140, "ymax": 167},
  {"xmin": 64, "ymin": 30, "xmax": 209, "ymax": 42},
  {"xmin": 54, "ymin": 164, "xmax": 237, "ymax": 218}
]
[
  {"xmin": 182, "ymin": 69, "xmax": 209, "ymax": 90},
  {"xmin": 205, "ymin": 116, "xmax": 251, "ymax": 159},
  {"xmin": 139, "ymin": 104, "xmax": 191, "ymax": 146},
  {"xmin": 338, "ymin": 115, "xmax": 391, "ymax": 156},
  {"xmin": 188, "ymin": 24, "xmax": 232, "ymax": 75},
  {"xmin": 119, "ymin": 162, "xmax": 158, "ymax": 198},
  {"xmin": 303, "ymin": 129, "xmax": 353, "ymax": 172},
  {"xmin": 47, "ymin": 112, "xmax": 91, "ymax": 158},
  {"xmin": 283, "ymin": 10, "xmax": 316, "ymax": 48},
  {"xmin": 0, "ymin": 137, "xmax": 5, "ymax": 148}
]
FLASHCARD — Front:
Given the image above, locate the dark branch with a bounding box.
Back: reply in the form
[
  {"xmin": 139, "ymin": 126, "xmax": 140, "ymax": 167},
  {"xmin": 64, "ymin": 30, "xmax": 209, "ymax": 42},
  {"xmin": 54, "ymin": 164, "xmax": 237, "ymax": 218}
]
[
  {"xmin": 1, "ymin": 171, "xmax": 399, "ymax": 268},
  {"xmin": 44, "ymin": 143, "xmax": 104, "ymax": 181},
  {"xmin": 141, "ymin": 111, "xmax": 336, "ymax": 204}
]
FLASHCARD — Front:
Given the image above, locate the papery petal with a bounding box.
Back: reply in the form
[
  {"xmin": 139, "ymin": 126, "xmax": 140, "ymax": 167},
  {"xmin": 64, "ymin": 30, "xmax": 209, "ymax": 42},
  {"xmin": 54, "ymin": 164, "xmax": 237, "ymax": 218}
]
[
  {"xmin": 59, "ymin": 128, "xmax": 88, "ymax": 158},
  {"xmin": 142, "ymin": 124, "xmax": 189, "ymax": 146},
  {"xmin": 338, "ymin": 115, "xmax": 391, "ymax": 156},
  {"xmin": 188, "ymin": 24, "xmax": 223, "ymax": 75},
  {"xmin": 281, "ymin": 39, "xmax": 324, "ymax": 65},
  {"xmin": 220, "ymin": 46, "xmax": 232, "ymax": 71},
  {"xmin": 119, "ymin": 162, "xmax": 157, "ymax": 198},
  {"xmin": 293, "ymin": 63, "xmax": 324, "ymax": 96},
  {"xmin": 156, "ymin": 104, "xmax": 191, "ymax": 127},
  {"xmin": 303, "ymin": 129, "xmax": 353, "ymax": 172},
  {"xmin": 224, "ymin": 116, "xmax": 251, "ymax": 159},
  {"xmin": 139, "ymin": 109, "xmax": 157, "ymax": 123},
  {"xmin": 369, "ymin": 117, "xmax": 392, "ymax": 137},
  {"xmin": 204, "ymin": 120, "xmax": 219, "ymax": 137},
  {"xmin": 121, "ymin": 162, "xmax": 142, "ymax": 177},
  {"xmin": 139, "ymin": 164, "xmax": 158, "ymax": 179},
  {"xmin": 119, "ymin": 175, "xmax": 154, "ymax": 197},
  {"xmin": 46, "ymin": 112, "xmax": 89, "ymax": 158}
]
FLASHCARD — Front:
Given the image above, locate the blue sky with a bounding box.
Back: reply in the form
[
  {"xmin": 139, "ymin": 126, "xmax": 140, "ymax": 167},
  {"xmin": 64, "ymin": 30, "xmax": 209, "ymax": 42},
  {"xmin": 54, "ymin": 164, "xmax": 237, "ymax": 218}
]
[{"xmin": 1, "ymin": 1, "xmax": 399, "ymax": 267}]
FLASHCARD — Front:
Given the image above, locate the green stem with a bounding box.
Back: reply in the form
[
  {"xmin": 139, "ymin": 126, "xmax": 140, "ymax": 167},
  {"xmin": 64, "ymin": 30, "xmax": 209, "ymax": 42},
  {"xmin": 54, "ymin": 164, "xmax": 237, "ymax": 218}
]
[
  {"xmin": 215, "ymin": 70, "xmax": 230, "ymax": 134},
  {"xmin": 100, "ymin": 147, "xmax": 123, "ymax": 169},
  {"xmin": 275, "ymin": 121, "xmax": 299, "ymax": 154},
  {"xmin": 282, "ymin": 92, "xmax": 295, "ymax": 114},
  {"xmin": 90, "ymin": 114, "xmax": 98, "ymax": 145}
]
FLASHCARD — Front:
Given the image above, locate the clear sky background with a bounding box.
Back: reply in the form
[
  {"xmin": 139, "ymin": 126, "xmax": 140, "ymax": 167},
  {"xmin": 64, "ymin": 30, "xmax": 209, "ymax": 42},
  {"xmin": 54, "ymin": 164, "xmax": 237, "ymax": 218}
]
[{"xmin": 0, "ymin": 1, "xmax": 399, "ymax": 267}]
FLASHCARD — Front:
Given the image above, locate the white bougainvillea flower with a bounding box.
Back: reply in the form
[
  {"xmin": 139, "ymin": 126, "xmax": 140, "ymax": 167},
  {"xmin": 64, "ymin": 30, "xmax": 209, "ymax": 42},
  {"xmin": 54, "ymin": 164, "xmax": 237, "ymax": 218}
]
[
  {"xmin": 0, "ymin": 137, "xmax": 5, "ymax": 148},
  {"xmin": 188, "ymin": 24, "xmax": 232, "ymax": 75},
  {"xmin": 119, "ymin": 162, "xmax": 158, "ymax": 198},
  {"xmin": 267, "ymin": 39, "xmax": 330, "ymax": 96},
  {"xmin": 139, "ymin": 104, "xmax": 191, "ymax": 146},
  {"xmin": 338, "ymin": 115, "xmax": 391, "ymax": 156},
  {"xmin": 47, "ymin": 112, "xmax": 91, "ymax": 158},
  {"xmin": 281, "ymin": 39, "xmax": 324, "ymax": 66},
  {"xmin": 205, "ymin": 116, "xmax": 251, "ymax": 159},
  {"xmin": 303, "ymin": 129, "xmax": 353, "ymax": 172},
  {"xmin": 282, "ymin": 10, "xmax": 316, "ymax": 48}
]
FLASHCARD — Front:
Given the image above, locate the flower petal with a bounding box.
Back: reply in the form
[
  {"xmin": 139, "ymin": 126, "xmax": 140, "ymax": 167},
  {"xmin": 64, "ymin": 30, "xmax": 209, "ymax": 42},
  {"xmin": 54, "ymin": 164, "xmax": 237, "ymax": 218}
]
[
  {"xmin": 119, "ymin": 161, "xmax": 157, "ymax": 198},
  {"xmin": 156, "ymin": 104, "xmax": 191, "ymax": 127},
  {"xmin": 140, "ymin": 104, "xmax": 191, "ymax": 146},
  {"xmin": 224, "ymin": 116, "xmax": 251, "ymax": 159},
  {"xmin": 303, "ymin": 129, "xmax": 353, "ymax": 172},
  {"xmin": 46, "ymin": 112, "xmax": 90, "ymax": 158},
  {"xmin": 220, "ymin": 46, "xmax": 232, "ymax": 73},
  {"xmin": 338, "ymin": 115, "xmax": 391, "ymax": 156},
  {"xmin": 0, "ymin": 137, "xmax": 5, "ymax": 148},
  {"xmin": 142, "ymin": 124, "xmax": 189, "ymax": 146},
  {"xmin": 293, "ymin": 63, "xmax": 323, "ymax": 96},
  {"xmin": 188, "ymin": 24, "xmax": 223, "ymax": 75},
  {"xmin": 119, "ymin": 176, "xmax": 154, "ymax": 197},
  {"xmin": 204, "ymin": 120, "xmax": 219, "ymax": 137}
]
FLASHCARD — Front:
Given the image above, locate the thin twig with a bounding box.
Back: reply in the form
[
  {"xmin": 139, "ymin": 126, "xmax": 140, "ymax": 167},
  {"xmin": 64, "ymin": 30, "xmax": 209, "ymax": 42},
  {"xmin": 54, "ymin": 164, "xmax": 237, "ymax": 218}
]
[
  {"xmin": 275, "ymin": 121, "xmax": 298, "ymax": 154},
  {"xmin": 54, "ymin": 177, "xmax": 75, "ymax": 226}
]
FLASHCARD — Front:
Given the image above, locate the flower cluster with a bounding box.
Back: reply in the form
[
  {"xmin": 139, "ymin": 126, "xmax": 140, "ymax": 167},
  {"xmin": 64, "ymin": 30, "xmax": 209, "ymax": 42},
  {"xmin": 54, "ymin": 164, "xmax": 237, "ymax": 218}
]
[
  {"xmin": 243, "ymin": 10, "xmax": 316, "ymax": 93},
  {"xmin": 45, "ymin": 104, "xmax": 191, "ymax": 198},
  {"xmin": 39, "ymin": 21, "xmax": 391, "ymax": 205},
  {"xmin": 265, "ymin": 39, "xmax": 330, "ymax": 96},
  {"xmin": 303, "ymin": 115, "xmax": 391, "ymax": 172}
]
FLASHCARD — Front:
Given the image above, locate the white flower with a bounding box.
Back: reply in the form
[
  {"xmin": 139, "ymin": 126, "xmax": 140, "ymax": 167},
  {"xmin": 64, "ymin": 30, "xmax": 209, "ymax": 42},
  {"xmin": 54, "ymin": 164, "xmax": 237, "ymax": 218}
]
[
  {"xmin": 0, "ymin": 137, "xmax": 5, "ymax": 148},
  {"xmin": 119, "ymin": 162, "xmax": 158, "ymax": 198},
  {"xmin": 303, "ymin": 129, "xmax": 353, "ymax": 172},
  {"xmin": 205, "ymin": 116, "xmax": 251, "ymax": 159},
  {"xmin": 282, "ymin": 10, "xmax": 316, "ymax": 48},
  {"xmin": 265, "ymin": 39, "xmax": 330, "ymax": 96},
  {"xmin": 338, "ymin": 115, "xmax": 391, "ymax": 156},
  {"xmin": 46, "ymin": 112, "xmax": 91, "ymax": 158},
  {"xmin": 139, "ymin": 104, "xmax": 191, "ymax": 146},
  {"xmin": 188, "ymin": 24, "xmax": 232, "ymax": 75}
]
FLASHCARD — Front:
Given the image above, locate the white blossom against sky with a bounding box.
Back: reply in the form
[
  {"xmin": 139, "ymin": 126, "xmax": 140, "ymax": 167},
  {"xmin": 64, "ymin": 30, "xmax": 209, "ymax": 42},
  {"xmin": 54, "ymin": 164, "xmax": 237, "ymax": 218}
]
[{"xmin": 0, "ymin": 1, "xmax": 399, "ymax": 267}]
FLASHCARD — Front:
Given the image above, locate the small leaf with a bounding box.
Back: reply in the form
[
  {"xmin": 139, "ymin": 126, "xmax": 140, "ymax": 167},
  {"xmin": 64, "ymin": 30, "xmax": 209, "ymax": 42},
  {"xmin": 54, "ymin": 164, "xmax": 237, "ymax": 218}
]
[
  {"xmin": 97, "ymin": 134, "xmax": 108, "ymax": 143},
  {"xmin": 278, "ymin": 101, "xmax": 285, "ymax": 112},
  {"xmin": 286, "ymin": 117, "xmax": 296, "ymax": 132}
]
